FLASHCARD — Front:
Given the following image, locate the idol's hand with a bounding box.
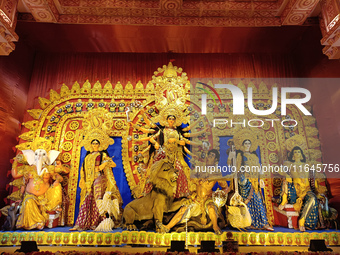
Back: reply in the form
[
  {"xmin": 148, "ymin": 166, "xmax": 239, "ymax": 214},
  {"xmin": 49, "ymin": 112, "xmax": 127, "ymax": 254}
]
[{"xmin": 178, "ymin": 140, "xmax": 186, "ymax": 146}]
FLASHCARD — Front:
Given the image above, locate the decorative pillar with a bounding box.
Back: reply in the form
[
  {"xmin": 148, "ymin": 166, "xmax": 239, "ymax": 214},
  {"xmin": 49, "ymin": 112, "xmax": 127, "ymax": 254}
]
[
  {"xmin": 280, "ymin": 0, "xmax": 320, "ymax": 25},
  {"xmin": 320, "ymin": 0, "xmax": 340, "ymax": 59},
  {"xmin": 21, "ymin": 0, "xmax": 59, "ymax": 23},
  {"xmin": 0, "ymin": 0, "xmax": 19, "ymax": 55}
]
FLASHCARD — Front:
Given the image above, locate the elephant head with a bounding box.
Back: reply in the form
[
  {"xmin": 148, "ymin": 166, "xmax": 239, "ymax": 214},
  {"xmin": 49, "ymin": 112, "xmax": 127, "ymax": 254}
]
[{"xmin": 22, "ymin": 149, "xmax": 60, "ymax": 176}]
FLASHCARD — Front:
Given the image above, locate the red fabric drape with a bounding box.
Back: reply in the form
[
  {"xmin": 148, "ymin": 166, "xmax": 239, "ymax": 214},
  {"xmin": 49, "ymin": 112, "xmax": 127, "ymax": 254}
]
[
  {"xmin": 0, "ymin": 43, "xmax": 35, "ymax": 212},
  {"xmin": 25, "ymin": 52, "xmax": 297, "ymax": 114}
]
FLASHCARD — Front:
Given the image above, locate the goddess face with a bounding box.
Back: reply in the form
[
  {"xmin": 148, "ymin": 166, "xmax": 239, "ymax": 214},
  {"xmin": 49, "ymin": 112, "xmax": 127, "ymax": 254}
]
[
  {"xmin": 167, "ymin": 115, "xmax": 176, "ymax": 127},
  {"xmin": 243, "ymin": 140, "xmax": 251, "ymax": 152},
  {"xmin": 207, "ymin": 151, "xmax": 217, "ymax": 166},
  {"xmin": 91, "ymin": 140, "xmax": 100, "ymax": 152},
  {"xmin": 292, "ymin": 149, "xmax": 302, "ymax": 162}
]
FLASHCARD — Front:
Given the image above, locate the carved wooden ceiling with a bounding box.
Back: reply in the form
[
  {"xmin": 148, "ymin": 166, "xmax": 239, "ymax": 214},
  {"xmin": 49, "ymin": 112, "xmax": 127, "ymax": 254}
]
[
  {"xmin": 0, "ymin": 0, "xmax": 340, "ymax": 58},
  {"xmin": 16, "ymin": 0, "xmax": 320, "ymax": 27}
]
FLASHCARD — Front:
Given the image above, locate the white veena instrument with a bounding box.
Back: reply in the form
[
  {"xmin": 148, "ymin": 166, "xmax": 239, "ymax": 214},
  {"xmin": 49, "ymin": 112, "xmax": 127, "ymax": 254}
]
[{"xmin": 229, "ymin": 148, "xmax": 243, "ymax": 206}]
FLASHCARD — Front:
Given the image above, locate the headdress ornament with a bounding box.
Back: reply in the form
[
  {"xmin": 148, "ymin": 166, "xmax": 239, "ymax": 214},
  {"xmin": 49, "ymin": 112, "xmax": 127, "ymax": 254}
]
[
  {"xmin": 82, "ymin": 128, "xmax": 114, "ymax": 152},
  {"xmin": 152, "ymin": 62, "xmax": 188, "ymax": 127},
  {"xmin": 30, "ymin": 137, "xmax": 52, "ymax": 152},
  {"xmin": 285, "ymin": 134, "xmax": 306, "ymax": 152},
  {"xmin": 227, "ymin": 139, "xmax": 234, "ymax": 147},
  {"xmin": 233, "ymin": 129, "xmax": 258, "ymax": 152},
  {"xmin": 81, "ymin": 108, "xmax": 114, "ymax": 152},
  {"xmin": 154, "ymin": 103, "xmax": 188, "ymax": 127}
]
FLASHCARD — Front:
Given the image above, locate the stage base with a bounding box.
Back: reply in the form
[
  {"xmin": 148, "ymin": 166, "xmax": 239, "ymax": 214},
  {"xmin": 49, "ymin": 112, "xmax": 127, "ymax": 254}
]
[
  {"xmin": 1, "ymin": 244, "xmax": 340, "ymax": 254},
  {"xmin": 0, "ymin": 227, "xmax": 339, "ymax": 247}
]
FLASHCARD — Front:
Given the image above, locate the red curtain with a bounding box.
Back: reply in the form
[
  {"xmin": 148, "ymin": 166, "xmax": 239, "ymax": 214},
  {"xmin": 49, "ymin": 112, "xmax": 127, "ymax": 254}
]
[
  {"xmin": 25, "ymin": 53, "xmax": 297, "ymax": 114},
  {"xmin": 0, "ymin": 43, "xmax": 34, "ymax": 212}
]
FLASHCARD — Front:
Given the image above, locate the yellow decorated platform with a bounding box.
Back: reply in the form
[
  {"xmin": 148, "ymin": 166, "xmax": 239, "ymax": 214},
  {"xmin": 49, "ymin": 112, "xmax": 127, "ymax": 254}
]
[{"xmin": 1, "ymin": 229, "xmax": 339, "ymax": 247}]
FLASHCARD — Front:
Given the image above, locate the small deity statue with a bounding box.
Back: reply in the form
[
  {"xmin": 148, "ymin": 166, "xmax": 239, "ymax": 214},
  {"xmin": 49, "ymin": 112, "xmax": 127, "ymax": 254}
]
[
  {"xmin": 109, "ymin": 99, "xmax": 116, "ymax": 113},
  {"xmin": 11, "ymin": 138, "xmax": 68, "ymax": 230},
  {"xmin": 277, "ymin": 146, "xmax": 319, "ymax": 231},
  {"xmin": 75, "ymin": 99, "xmax": 83, "ymax": 112},
  {"xmin": 65, "ymin": 101, "xmax": 74, "ymax": 113},
  {"xmin": 233, "ymin": 129, "xmax": 274, "ymax": 231},
  {"xmin": 118, "ymin": 102, "xmax": 125, "ymax": 112},
  {"xmin": 86, "ymin": 99, "xmax": 95, "ymax": 111}
]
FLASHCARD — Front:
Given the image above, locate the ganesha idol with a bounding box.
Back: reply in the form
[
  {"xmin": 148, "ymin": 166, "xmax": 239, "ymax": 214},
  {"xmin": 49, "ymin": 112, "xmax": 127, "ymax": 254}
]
[{"xmin": 11, "ymin": 137, "xmax": 69, "ymax": 230}]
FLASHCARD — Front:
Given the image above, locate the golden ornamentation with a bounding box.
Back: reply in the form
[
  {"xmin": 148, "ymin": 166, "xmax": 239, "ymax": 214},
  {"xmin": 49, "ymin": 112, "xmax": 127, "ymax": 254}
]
[
  {"xmin": 234, "ymin": 129, "xmax": 259, "ymax": 152},
  {"xmin": 248, "ymin": 81, "xmax": 258, "ymax": 93},
  {"xmin": 7, "ymin": 190, "xmax": 22, "ymax": 202},
  {"xmin": 18, "ymin": 131, "xmax": 35, "ymax": 142},
  {"xmin": 273, "ymin": 178, "xmax": 282, "ymax": 187},
  {"xmin": 308, "ymin": 149, "xmax": 322, "ymax": 161},
  {"xmin": 49, "ymin": 89, "xmax": 60, "ymax": 102},
  {"xmin": 61, "ymin": 176, "xmax": 69, "ymax": 187},
  {"xmin": 69, "ymin": 121, "xmax": 80, "ymax": 130},
  {"xmin": 103, "ymin": 81, "xmax": 113, "ymax": 94},
  {"xmin": 114, "ymin": 81, "xmax": 124, "ymax": 94},
  {"xmin": 262, "ymin": 121, "xmax": 271, "ymax": 130},
  {"xmin": 267, "ymin": 142, "xmax": 277, "ymax": 151},
  {"xmin": 62, "ymin": 141, "xmax": 73, "ymax": 151},
  {"xmin": 81, "ymin": 80, "xmax": 92, "ymax": 94},
  {"xmin": 269, "ymin": 153, "xmax": 279, "ymax": 163},
  {"xmin": 86, "ymin": 99, "xmax": 95, "ymax": 111},
  {"xmin": 65, "ymin": 131, "xmax": 75, "ymax": 140},
  {"xmin": 124, "ymin": 81, "xmax": 134, "ymax": 94},
  {"xmin": 0, "ymin": 229, "xmax": 340, "ymax": 246},
  {"xmin": 154, "ymin": 103, "xmax": 188, "ymax": 127},
  {"xmin": 285, "ymin": 134, "xmax": 306, "ymax": 152},
  {"xmin": 303, "ymin": 116, "xmax": 316, "ymax": 126},
  {"xmin": 27, "ymin": 109, "xmax": 43, "ymax": 120},
  {"xmin": 60, "ymin": 83, "xmax": 70, "ymax": 97},
  {"xmin": 237, "ymin": 81, "xmax": 247, "ymax": 94},
  {"xmin": 305, "ymin": 126, "xmax": 319, "ymax": 137},
  {"xmin": 274, "ymin": 188, "xmax": 281, "ymax": 196},
  {"xmin": 135, "ymin": 81, "xmax": 144, "ymax": 94},
  {"xmin": 81, "ymin": 108, "xmax": 114, "ymax": 152},
  {"xmin": 114, "ymin": 120, "xmax": 125, "ymax": 130},
  {"xmin": 307, "ymin": 137, "xmax": 321, "ymax": 148},
  {"xmin": 75, "ymin": 99, "xmax": 83, "ymax": 112},
  {"xmin": 214, "ymin": 120, "xmax": 227, "ymax": 130},
  {"xmin": 71, "ymin": 81, "xmax": 80, "ymax": 94},
  {"xmin": 38, "ymin": 97, "xmax": 51, "ymax": 110},
  {"xmin": 145, "ymin": 81, "xmax": 154, "ymax": 94},
  {"xmin": 65, "ymin": 101, "xmax": 73, "ymax": 113},
  {"xmin": 184, "ymin": 80, "xmax": 191, "ymax": 93},
  {"xmin": 61, "ymin": 152, "xmax": 71, "ymax": 163},
  {"xmin": 259, "ymin": 81, "xmax": 269, "ymax": 94},
  {"xmin": 92, "ymin": 81, "xmax": 102, "ymax": 94},
  {"xmin": 30, "ymin": 137, "xmax": 53, "ymax": 152},
  {"xmin": 97, "ymin": 99, "xmax": 106, "ymax": 109},
  {"xmin": 22, "ymin": 120, "xmax": 39, "ymax": 131},
  {"xmin": 15, "ymin": 142, "xmax": 31, "ymax": 151},
  {"xmin": 266, "ymin": 131, "xmax": 276, "ymax": 140}
]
